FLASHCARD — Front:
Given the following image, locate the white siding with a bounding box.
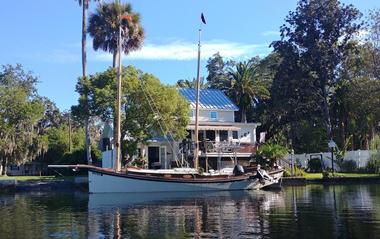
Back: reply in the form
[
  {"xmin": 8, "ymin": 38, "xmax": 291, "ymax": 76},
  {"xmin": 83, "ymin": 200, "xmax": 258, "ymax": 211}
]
[
  {"xmin": 223, "ymin": 125, "xmax": 257, "ymax": 144},
  {"xmin": 190, "ymin": 109, "xmax": 235, "ymax": 122}
]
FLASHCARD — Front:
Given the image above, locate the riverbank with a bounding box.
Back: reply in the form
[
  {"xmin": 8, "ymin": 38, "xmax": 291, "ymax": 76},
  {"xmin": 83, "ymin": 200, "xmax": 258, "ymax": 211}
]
[
  {"xmin": 282, "ymin": 173, "xmax": 380, "ymax": 186},
  {"xmin": 2, "ymin": 173, "xmax": 380, "ymax": 192},
  {"xmin": 0, "ymin": 175, "xmax": 88, "ymax": 192}
]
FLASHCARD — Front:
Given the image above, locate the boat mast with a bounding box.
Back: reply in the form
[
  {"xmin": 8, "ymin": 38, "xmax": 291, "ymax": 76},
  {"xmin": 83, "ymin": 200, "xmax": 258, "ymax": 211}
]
[
  {"xmin": 115, "ymin": 0, "xmax": 122, "ymax": 172},
  {"xmin": 194, "ymin": 28, "xmax": 201, "ymax": 170}
]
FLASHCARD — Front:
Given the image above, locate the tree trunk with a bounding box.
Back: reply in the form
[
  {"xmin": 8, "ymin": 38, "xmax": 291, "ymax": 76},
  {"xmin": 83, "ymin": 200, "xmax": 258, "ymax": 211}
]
[
  {"xmin": 85, "ymin": 118, "xmax": 92, "ymax": 164},
  {"xmin": 113, "ymin": 116, "xmax": 118, "ymax": 153},
  {"xmin": 82, "ymin": 1, "xmax": 92, "ymax": 164},
  {"xmin": 112, "ymin": 47, "xmax": 118, "ymax": 148},
  {"xmin": 1, "ymin": 157, "xmax": 7, "ymax": 176},
  {"xmin": 82, "ymin": 1, "xmax": 87, "ymax": 80},
  {"xmin": 241, "ymin": 107, "xmax": 247, "ymax": 123},
  {"xmin": 113, "ymin": 50, "xmax": 118, "ymax": 68},
  {"xmin": 340, "ymin": 121, "xmax": 345, "ymax": 149},
  {"xmin": 321, "ymin": 87, "xmax": 333, "ymax": 141}
]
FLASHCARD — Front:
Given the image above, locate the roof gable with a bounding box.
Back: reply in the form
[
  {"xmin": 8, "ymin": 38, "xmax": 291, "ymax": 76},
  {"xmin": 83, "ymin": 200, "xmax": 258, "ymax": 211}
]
[{"xmin": 179, "ymin": 88, "xmax": 239, "ymax": 111}]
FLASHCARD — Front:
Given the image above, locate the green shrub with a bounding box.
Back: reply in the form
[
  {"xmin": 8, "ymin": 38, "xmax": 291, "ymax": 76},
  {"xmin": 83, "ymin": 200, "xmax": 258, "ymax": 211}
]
[
  {"xmin": 283, "ymin": 167, "xmax": 305, "ymax": 177},
  {"xmin": 322, "ymin": 171, "xmax": 331, "ymax": 178},
  {"xmin": 340, "ymin": 160, "xmax": 357, "ymax": 173},
  {"xmin": 91, "ymin": 144, "xmax": 102, "ymax": 162},
  {"xmin": 283, "ymin": 169, "xmax": 292, "ymax": 177},
  {"xmin": 366, "ymin": 153, "xmax": 380, "ymax": 173},
  {"xmin": 132, "ymin": 156, "xmax": 148, "ymax": 168},
  {"xmin": 294, "ymin": 167, "xmax": 306, "ymax": 176},
  {"xmin": 59, "ymin": 149, "xmax": 86, "ymax": 165},
  {"xmin": 366, "ymin": 135, "xmax": 380, "ymax": 173},
  {"xmin": 255, "ymin": 143, "xmax": 288, "ymax": 168}
]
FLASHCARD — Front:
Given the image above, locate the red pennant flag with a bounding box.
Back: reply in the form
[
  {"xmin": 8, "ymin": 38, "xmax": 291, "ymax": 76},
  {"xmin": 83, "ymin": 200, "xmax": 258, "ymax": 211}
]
[{"xmin": 201, "ymin": 13, "xmax": 206, "ymax": 24}]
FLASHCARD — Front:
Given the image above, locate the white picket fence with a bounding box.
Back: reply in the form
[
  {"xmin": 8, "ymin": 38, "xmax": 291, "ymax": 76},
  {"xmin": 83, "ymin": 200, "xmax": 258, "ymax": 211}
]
[{"xmin": 287, "ymin": 150, "xmax": 376, "ymax": 170}]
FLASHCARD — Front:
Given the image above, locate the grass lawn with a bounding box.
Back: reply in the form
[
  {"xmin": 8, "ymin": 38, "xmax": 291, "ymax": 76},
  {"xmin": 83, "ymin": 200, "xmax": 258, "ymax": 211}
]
[
  {"xmin": 0, "ymin": 175, "xmax": 74, "ymax": 181},
  {"xmin": 304, "ymin": 173, "xmax": 323, "ymax": 179},
  {"xmin": 304, "ymin": 172, "xmax": 380, "ymax": 179}
]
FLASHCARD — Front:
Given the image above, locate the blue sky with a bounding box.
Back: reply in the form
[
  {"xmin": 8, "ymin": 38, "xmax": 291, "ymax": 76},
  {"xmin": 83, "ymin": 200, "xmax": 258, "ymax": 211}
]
[{"xmin": 0, "ymin": 0, "xmax": 379, "ymax": 110}]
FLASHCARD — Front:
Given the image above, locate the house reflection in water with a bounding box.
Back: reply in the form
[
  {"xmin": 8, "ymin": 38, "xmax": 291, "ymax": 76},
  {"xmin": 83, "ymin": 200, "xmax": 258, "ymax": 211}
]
[{"xmin": 86, "ymin": 191, "xmax": 285, "ymax": 238}]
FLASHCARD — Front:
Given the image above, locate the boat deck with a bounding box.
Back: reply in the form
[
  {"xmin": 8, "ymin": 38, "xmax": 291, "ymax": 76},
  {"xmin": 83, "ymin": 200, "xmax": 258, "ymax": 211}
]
[{"xmin": 48, "ymin": 164, "xmax": 284, "ymax": 183}]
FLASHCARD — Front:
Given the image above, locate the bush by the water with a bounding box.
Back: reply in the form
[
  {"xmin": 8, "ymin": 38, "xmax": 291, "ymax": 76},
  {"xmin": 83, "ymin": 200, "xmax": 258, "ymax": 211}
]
[
  {"xmin": 283, "ymin": 167, "xmax": 306, "ymax": 177},
  {"xmin": 366, "ymin": 154, "xmax": 380, "ymax": 173},
  {"xmin": 255, "ymin": 143, "xmax": 288, "ymax": 168},
  {"xmin": 366, "ymin": 135, "xmax": 380, "ymax": 173},
  {"xmin": 340, "ymin": 159, "xmax": 358, "ymax": 172}
]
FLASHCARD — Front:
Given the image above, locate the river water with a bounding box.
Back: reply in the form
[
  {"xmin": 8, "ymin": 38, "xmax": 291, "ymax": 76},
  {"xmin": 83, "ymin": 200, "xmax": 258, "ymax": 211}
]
[{"xmin": 0, "ymin": 184, "xmax": 379, "ymax": 238}]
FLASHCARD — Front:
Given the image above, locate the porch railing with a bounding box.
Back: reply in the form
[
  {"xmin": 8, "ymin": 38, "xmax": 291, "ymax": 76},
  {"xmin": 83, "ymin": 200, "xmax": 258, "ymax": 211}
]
[{"xmin": 179, "ymin": 140, "xmax": 256, "ymax": 155}]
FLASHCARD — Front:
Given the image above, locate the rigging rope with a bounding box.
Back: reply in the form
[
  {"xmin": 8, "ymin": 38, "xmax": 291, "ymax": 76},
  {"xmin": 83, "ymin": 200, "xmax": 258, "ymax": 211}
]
[{"xmin": 138, "ymin": 79, "xmax": 186, "ymax": 167}]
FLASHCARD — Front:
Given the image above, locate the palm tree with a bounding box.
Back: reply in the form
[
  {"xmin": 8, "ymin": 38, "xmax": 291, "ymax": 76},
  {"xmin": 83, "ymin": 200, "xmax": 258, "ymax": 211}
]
[
  {"xmin": 88, "ymin": 2, "xmax": 145, "ymax": 67},
  {"xmin": 228, "ymin": 60, "xmax": 270, "ymax": 123},
  {"xmin": 88, "ymin": 2, "xmax": 144, "ymax": 169},
  {"xmin": 176, "ymin": 77, "xmax": 207, "ymax": 88},
  {"xmin": 76, "ymin": 0, "xmax": 98, "ymax": 164}
]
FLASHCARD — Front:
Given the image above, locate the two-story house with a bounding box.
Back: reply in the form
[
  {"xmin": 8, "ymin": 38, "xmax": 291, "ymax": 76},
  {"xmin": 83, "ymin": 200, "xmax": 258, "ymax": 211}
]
[{"xmin": 142, "ymin": 88, "xmax": 260, "ymax": 170}]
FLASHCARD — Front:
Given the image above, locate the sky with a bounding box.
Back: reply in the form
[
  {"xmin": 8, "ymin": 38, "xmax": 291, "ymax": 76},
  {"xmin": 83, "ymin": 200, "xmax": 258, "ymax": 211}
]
[{"xmin": 0, "ymin": 0, "xmax": 379, "ymax": 111}]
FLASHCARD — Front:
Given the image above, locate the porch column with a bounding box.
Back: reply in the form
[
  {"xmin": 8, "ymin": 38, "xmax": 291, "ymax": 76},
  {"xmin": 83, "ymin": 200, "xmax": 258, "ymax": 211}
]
[
  {"xmin": 228, "ymin": 131, "xmax": 232, "ymax": 141},
  {"xmin": 252, "ymin": 127, "xmax": 257, "ymax": 144}
]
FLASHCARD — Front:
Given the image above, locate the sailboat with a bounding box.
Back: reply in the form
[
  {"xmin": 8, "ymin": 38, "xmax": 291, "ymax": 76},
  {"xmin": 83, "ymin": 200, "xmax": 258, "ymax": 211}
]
[{"xmin": 49, "ymin": 15, "xmax": 283, "ymax": 193}]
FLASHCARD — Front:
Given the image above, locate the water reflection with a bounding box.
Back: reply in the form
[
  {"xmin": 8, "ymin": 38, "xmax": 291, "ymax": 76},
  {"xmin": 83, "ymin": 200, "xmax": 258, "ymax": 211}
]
[
  {"xmin": 0, "ymin": 185, "xmax": 379, "ymax": 238},
  {"xmin": 88, "ymin": 190, "xmax": 284, "ymax": 238}
]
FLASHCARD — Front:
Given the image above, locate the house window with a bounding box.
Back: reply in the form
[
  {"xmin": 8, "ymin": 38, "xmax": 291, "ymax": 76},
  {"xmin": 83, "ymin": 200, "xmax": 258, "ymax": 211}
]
[
  {"xmin": 232, "ymin": 131, "xmax": 238, "ymax": 139},
  {"xmin": 189, "ymin": 110, "xmax": 194, "ymax": 118},
  {"xmin": 210, "ymin": 111, "xmax": 218, "ymax": 121},
  {"xmin": 220, "ymin": 130, "xmax": 228, "ymax": 141}
]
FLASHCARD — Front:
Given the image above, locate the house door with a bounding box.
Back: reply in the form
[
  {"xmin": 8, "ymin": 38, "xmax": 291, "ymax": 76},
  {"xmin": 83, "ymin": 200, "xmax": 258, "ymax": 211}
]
[
  {"xmin": 206, "ymin": 130, "xmax": 216, "ymax": 141},
  {"xmin": 148, "ymin": 147, "xmax": 160, "ymax": 169}
]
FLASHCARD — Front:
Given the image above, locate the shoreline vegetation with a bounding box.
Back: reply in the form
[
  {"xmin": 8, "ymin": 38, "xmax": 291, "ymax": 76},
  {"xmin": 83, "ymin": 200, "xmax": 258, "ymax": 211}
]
[{"xmin": 1, "ymin": 1, "xmax": 380, "ymax": 177}]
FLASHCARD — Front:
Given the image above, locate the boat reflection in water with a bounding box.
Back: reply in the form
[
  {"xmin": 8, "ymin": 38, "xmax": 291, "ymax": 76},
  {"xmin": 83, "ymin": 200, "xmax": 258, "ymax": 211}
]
[
  {"xmin": 1, "ymin": 185, "xmax": 380, "ymax": 238},
  {"xmin": 87, "ymin": 190, "xmax": 285, "ymax": 238}
]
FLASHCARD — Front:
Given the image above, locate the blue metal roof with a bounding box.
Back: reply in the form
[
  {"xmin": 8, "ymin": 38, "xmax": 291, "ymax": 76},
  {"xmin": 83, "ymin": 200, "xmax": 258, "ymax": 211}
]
[{"xmin": 179, "ymin": 88, "xmax": 239, "ymax": 111}]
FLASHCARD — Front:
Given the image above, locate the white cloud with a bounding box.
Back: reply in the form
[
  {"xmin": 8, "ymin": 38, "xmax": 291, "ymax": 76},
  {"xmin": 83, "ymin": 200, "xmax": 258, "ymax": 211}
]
[
  {"xmin": 91, "ymin": 40, "xmax": 271, "ymax": 61},
  {"xmin": 261, "ymin": 30, "xmax": 279, "ymax": 37},
  {"xmin": 355, "ymin": 29, "xmax": 369, "ymax": 43},
  {"xmin": 49, "ymin": 49, "xmax": 80, "ymax": 63}
]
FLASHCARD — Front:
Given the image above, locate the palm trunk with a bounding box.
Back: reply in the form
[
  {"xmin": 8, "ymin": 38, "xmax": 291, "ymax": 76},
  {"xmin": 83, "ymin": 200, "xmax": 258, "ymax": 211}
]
[
  {"xmin": 241, "ymin": 107, "xmax": 247, "ymax": 123},
  {"xmin": 112, "ymin": 49, "xmax": 121, "ymax": 148},
  {"xmin": 82, "ymin": 1, "xmax": 92, "ymax": 164},
  {"xmin": 113, "ymin": 50, "xmax": 118, "ymax": 68}
]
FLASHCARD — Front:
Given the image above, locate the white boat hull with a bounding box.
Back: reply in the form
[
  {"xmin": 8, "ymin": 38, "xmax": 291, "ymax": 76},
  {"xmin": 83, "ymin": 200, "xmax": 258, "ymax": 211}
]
[{"xmin": 88, "ymin": 170, "xmax": 283, "ymax": 193}]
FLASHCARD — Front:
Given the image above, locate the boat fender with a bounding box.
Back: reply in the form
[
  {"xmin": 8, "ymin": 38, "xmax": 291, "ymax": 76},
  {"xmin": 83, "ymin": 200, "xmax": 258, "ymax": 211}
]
[{"xmin": 233, "ymin": 164, "xmax": 245, "ymax": 176}]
